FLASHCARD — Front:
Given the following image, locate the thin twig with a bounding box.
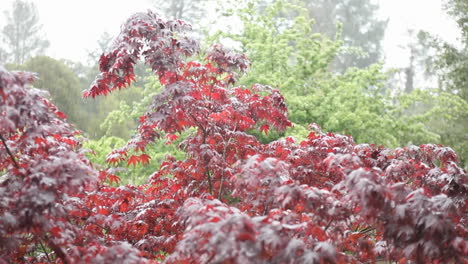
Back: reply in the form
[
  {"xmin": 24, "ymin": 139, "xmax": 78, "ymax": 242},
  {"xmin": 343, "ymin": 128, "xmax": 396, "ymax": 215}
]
[
  {"xmin": 218, "ymin": 130, "xmax": 235, "ymax": 200},
  {"xmin": 263, "ymin": 204, "xmax": 269, "ymax": 215},
  {"xmin": 206, "ymin": 168, "xmax": 213, "ymax": 195},
  {"xmin": 324, "ymin": 219, "xmax": 333, "ymax": 232},
  {"xmin": 0, "ymin": 133, "xmax": 19, "ymax": 169}
]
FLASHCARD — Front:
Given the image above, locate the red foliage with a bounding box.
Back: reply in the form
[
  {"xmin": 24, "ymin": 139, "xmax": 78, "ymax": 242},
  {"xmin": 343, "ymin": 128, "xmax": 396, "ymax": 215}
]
[{"xmin": 1, "ymin": 10, "xmax": 467, "ymax": 264}]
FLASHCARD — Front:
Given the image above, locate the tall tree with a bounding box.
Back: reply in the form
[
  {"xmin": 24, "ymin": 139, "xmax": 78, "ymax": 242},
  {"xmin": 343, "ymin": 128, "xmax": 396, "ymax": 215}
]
[
  {"xmin": 0, "ymin": 47, "xmax": 7, "ymax": 63},
  {"xmin": 402, "ymin": 0, "xmax": 468, "ymax": 166},
  {"xmin": 152, "ymin": 0, "xmax": 208, "ymax": 23},
  {"xmin": 432, "ymin": 0, "xmax": 468, "ymax": 101},
  {"xmin": 401, "ymin": 30, "xmax": 436, "ymax": 94},
  {"xmin": 216, "ymin": 0, "xmax": 440, "ymax": 147},
  {"xmin": 301, "ymin": 0, "xmax": 387, "ymax": 71},
  {"xmin": 2, "ymin": 0, "xmax": 49, "ymax": 65},
  {"xmin": 445, "ymin": 0, "xmax": 468, "ymax": 40},
  {"xmin": 86, "ymin": 32, "xmax": 113, "ymax": 64}
]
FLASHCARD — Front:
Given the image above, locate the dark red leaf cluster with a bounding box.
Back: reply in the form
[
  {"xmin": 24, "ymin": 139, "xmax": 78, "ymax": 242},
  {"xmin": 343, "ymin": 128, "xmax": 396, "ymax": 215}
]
[
  {"xmin": 0, "ymin": 66, "xmax": 153, "ymax": 263},
  {"xmin": 83, "ymin": 11, "xmax": 198, "ymax": 98}
]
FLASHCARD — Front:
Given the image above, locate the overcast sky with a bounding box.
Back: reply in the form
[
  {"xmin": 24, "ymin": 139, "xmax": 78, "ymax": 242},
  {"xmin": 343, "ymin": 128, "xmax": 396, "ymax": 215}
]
[{"xmin": 0, "ymin": 0, "xmax": 461, "ymax": 69}]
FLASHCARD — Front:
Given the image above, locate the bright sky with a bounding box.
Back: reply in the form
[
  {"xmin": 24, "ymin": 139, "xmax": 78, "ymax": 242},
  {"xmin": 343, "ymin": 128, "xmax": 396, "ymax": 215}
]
[{"xmin": 0, "ymin": 0, "xmax": 461, "ymax": 69}]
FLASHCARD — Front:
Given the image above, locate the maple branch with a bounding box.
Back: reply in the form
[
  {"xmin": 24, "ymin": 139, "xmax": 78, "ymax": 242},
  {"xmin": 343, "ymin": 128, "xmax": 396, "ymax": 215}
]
[
  {"xmin": 39, "ymin": 240, "xmax": 52, "ymax": 263},
  {"xmin": 218, "ymin": 131, "xmax": 235, "ymax": 199},
  {"xmin": 262, "ymin": 204, "xmax": 269, "ymax": 215},
  {"xmin": 0, "ymin": 133, "xmax": 19, "ymax": 169},
  {"xmin": 188, "ymin": 112, "xmax": 206, "ymax": 136},
  {"xmin": 190, "ymin": 112, "xmax": 213, "ymax": 195},
  {"xmin": 359, "ymin": 226, "xmax": 376, "ymax": 235},
  {"xmin": 92, "ymin": 221, "xmax": 111, "ymax": 233},
  {"xmin": 205, "ymin": 161, "xmax": 213, "ymax": 195}
]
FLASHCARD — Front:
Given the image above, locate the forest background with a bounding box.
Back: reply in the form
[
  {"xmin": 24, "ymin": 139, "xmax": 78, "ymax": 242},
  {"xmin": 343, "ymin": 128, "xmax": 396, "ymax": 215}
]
[{"xmin": 0, "ymin": 0, "xmax": 466, "ymax": 184}]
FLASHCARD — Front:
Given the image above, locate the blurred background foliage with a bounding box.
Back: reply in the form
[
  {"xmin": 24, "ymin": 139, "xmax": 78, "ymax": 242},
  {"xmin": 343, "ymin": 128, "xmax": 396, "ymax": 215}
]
[{"xmin": 1, "ymin": 0, "xmax": 466, "ymax": 184}]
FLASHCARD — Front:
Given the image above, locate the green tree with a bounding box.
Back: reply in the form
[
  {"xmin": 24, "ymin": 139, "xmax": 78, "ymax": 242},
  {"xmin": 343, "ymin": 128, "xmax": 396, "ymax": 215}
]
[
  {"xmin": 152, "ymin": 0, "xmax": 208, "ymax": 23},
  {"xmin": 63, "ymin": 31, "xmax": 150, "ymax": 139},
  {"xmin": 215, "ymin": 0, "xmax": 456, "ymax": 150},
  {"xmin": 13, "ymin": 56, "xmax": 87, "ymax": 127},
  {"xmin": 83, "ymin": 75, "xmax": 186, "ymax": 185},
  {"xmin": 83, "ymin": 135, "xmax": 185, "ymax": 185},
  {"xmin": 445, "ymin": 0, "xmax": 468, "ymax": 40},
  {"xmin": 399, "ymin": 0, "xmax": 468, "ymax": 166},
  {"xmin": 300, "ymin": 0, "xmax": 387, "ymax": 71},
  {"xmin": 1, "ymin": 0, "xmax": 49, "ymax": 64},
  {"xmin": 428, "ymin": 0, "xmax": 467, "ymax": 102}
]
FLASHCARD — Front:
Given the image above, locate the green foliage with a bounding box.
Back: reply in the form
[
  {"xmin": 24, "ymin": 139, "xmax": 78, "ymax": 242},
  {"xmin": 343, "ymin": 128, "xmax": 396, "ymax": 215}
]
[
  {"xmin": 215, "ymin": 1, "xmax": 432, "ymax": 144},
  {"xmin": 213, "ymin": 0, "xmax": 465, "ymax": 168},
  {"xmin": 395, "ymin": 89, "xmax": 468, "ymax": 166},
  {"xmin": 299, "ymin": 0, "xmax": 387, "ymax": 71},
  {"xmin": 399, "ymin": 0, "xmax": 468, "ymax": 166},
  {"xmin": 84, "ymin": 73, "xmax": 191, "ymax": 185},
  {"xmin": 99, "ymin": 75, "xmax": 162, "ymax": 139},
  {"xmin": 84, "ymin": 135, "xmax": 185, "ymax": 185},
  {"xmin": 218, "ymin": 0, "xmax": 340, "ymax": 89},
  {"xmin": 10, "ymin": 56, "xmax": 87, "ymax": 128},
  {"xmin": 99, "ymin": 101, "xmax": 136, "ymax": 139},
  {"xmin": 8, "ymin": 56, "xmax": 149, "ymax": 139},
  {"xmin": 445, "ymin": 0, "xmax": 468, "ymax": 40}
]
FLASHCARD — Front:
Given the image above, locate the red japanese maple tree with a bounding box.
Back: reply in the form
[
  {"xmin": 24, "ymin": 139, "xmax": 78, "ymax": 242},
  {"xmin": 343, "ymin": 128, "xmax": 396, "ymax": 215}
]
[{"xmin": 1, "ymin": 10, "xmax": 466, "ymax": 264}]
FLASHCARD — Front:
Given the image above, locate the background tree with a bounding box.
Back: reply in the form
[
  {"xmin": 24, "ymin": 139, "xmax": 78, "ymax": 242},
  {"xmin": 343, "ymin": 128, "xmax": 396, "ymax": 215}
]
[
  {"xmin": 425, "ymin": 0, "xmax": 468, "ymax": 102},
  {"xmin": 398, "ymin": 0, "xmax": 468, "ymax": 166},
  {"xmin": 220, "ymin": 0, "xmax": 386, "ymax": 72},
  {"xmin": 151, "ymin": 0, "xmax": 208, "ymax": 23},
  {"xmin": 12, "ymin": 56, "xmax": 87, "ymax": 128},
  {"xmin": 1, "ymin": 0, "xmax": 49, "ymax": 65},
  {"xmin": 394, "ymin": 30, "xmax": 437, "ymax": 94},
  {"xmin": 63, "ymin": 32, "xmax": 149, "ymax": 139},
  {"xmin": 0, "ymin": 48, "xmax": 7, "ymax": 62},
  {"xmin": 216, "ymin": 0, "xmax": 440, "ymax": 147},
  {"xmin": 300, "ymin": 0, "xmax": 387, "ymax": 71},
  {"xmin": 250, "ymin": 0, "xmax": 382, "ymax": 72}
]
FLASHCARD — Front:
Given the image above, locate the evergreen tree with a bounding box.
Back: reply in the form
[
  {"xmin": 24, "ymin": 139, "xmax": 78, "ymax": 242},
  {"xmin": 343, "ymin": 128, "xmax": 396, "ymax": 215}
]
[
  {"xmin": 152, "ymin": 0, "xmax": 208, "ymax": 23},
  {"xmin": 1, "ymin": 0, "xmax": 49, "ymax": 64},
  {"xmin": 300, "ymin": 0, "xmax": 387, "ymax": 71},
  {"xmin": 403, "ymin": 0, "xmax": 468, "ymax": 166}
]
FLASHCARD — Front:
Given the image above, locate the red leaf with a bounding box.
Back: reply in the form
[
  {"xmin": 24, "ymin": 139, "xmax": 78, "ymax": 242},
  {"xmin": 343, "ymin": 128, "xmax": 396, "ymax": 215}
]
[
  {"xmin": 97, "ymin": 207, "xmax": 110, "ymax": 215},
  {"xmin": 34, "ymin": 137, "xmax": 47, "ymax": 145},
  {"xmin": 98, "ymin": 170, "xmax": 107, "ymax": 181},
  {"xmin": 108, "ymin": 174, "xmax": 120, "ymax": 184},
  {"xmin": 56, "ymin": 111, "xmax": 67, "ymax": 119},
  {"xmin": 310, "ymin": 226, "xmax": 327, "ymax": 241},
  {"xmin": 260, "ymin": 124, "xmax": 270, "ymax": 134},
  {"xmin": 127, "ymin": 155, "xmax": 140, "ymax": 167},
  {"xmin": 139, "ymin": 154, "xmax": 151, "ymax": 165},
  {"xmin": 165, "ymin": 134, "xmax": 178, "ymax": 144},
  {"xmin": 236, "ymin": 232, "xmax": 256, "ymax": 242},
  {"xmin": 50, "ymin": 226, "xmax": 62, "ymax": 238}
]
